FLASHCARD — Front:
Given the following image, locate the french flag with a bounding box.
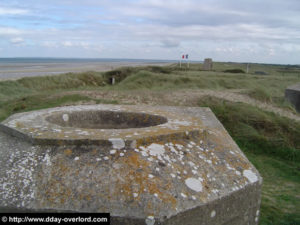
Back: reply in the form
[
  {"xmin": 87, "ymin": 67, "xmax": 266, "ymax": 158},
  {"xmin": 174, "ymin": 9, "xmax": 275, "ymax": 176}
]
[{"xmin": 182, "ymin": 54, "xmax": 189, "ymax": 59}]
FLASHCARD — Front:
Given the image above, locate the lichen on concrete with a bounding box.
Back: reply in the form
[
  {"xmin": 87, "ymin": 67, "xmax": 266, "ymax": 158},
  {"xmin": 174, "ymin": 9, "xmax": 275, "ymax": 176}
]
[{"xmin": 0, "ymin": 104, "xmax": 262, "ymax": 225}]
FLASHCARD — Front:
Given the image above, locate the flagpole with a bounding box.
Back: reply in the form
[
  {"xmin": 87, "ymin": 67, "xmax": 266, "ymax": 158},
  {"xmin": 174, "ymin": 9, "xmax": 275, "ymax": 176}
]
[{"xmin": 185, "ymin": 54, "xmax": 189, "ymax": 68}]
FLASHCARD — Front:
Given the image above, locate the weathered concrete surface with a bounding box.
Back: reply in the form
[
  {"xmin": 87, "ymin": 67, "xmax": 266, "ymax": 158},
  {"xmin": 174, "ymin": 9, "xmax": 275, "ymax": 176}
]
[
  {"xmin": 0, "ymin": 104, "xmax": 262, "ymax": 225},
  {"xmin": 285, "ymin": 83, "xmax": 300, "ymax": 113}
]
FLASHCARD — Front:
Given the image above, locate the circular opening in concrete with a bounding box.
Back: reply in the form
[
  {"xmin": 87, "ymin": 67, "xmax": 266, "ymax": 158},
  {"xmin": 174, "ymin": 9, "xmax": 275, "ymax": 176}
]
[{"xmin": 46, "ymin": 110, "xmax": 168, "ymax": 129}]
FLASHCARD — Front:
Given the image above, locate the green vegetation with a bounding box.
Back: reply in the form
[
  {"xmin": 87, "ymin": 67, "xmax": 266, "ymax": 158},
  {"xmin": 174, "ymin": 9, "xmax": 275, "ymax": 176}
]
[
  {"xmin": 0, "ymin": 62, "xmax": 299, "ymax": 224},
  {"xmin": 247, "ymin": 86, "xmax": 273, "ymax": 103},
  {"xmin": 104, "ymin": 67, "xmax": 136, "ymax": 83},
  {"xmin": 0, "ymin": 71, "xmax": 106, "ymax": 102},
  {"xmin": 198, "ymin": 96, "xmax": 300, "ymax": 162}
]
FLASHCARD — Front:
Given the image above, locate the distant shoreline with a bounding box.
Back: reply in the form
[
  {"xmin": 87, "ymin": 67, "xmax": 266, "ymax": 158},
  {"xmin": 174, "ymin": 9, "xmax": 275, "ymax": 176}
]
[{"xmin": 0, "ymin": 58, "xmax": 179, "ymax": 80}]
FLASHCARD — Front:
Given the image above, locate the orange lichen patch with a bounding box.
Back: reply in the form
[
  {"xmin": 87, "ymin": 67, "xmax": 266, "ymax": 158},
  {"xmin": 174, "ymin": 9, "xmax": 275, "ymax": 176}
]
[
  {"xmin": 228, "ymin": 156, "xmax": 251, "ymax": 171},
  {"xmin": 110, "ymin": 152, "xmax": 178, "ymax": 210},
  {"xmin": 44, "ymin": 182, "xmax": 73, "ymax": 206},
  {"xmin": 110, "ymin": 153, "xmax": 150, "ymax": 200},
  {"xmin": 41, "ymin": 160, "xmax": 73, "ymax": 206},
  {"xmin": 92, "ymin": 149, "xmax": 98, "ymax": 155},
  {"xmin": 134, "ymin": 130, "xmax": 200, "ymax": 148},
  {"xmin": 28, "ymin": 127, "xmax": 37, "ymax": 132},
  {"xmin": 171, "ymin": 162, "xmax": 185, "ymax": 174},
  {"xmin": 161, "ymin": 193, "xmax": 177, "ymax": 208},
  {"xmin": 64, "ymin": 149, "xmax": 72, "ymax": 156},
  {"xmin": 170, "ymin": 139, "xmax": 186, "ymax": 146},
  {"xmin": 147, "ymin": 180, "xmax": 177, "ymax": 208},
  {"xmin": 147, "ymin": 201, "xmax": 154, "ymax": 212},
  {"xmin": 79, "ymin": 193, "xmax": 92, "ymax": 201},
  {"xmin": 127, "ymin": 154, "xmax": 148, "ymax": 168},
  {"xmin": 15, "ymin": 122, "xmax": 25, "ymax": 128},
  {"xmin": 208, "ymin": 155, "xmax": 217, "ymax": 165}
]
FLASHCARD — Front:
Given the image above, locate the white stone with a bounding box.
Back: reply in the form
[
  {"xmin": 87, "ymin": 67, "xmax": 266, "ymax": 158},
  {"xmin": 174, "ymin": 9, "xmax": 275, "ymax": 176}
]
[
  {"xmin": 185, "ymin": 178, "xmax": 203, "ymax": 192},
  {"xmin": 110, "ymin": 150, "xmax": 116, "ymax": 154},
  {"xmin": 62, "ymin": 114, "xmax": 69, "ymax": 122},
  {"xmin": 147, "ymin": 143, "xmax": 165, "ymax": 156},
  {"xmin": 43, "ymin": 153, "xmax": 51, "ymax": 166},
  {"xmin": 145, "ymin": 216, "xmax": 155, "ymax": 225},
  {"xmin": 210, "ymin": 210, "xmax": 216, "ymax": 218},
  {"xmin": 109, "ymin": 138, "xmax": 125, "ymax": 149},
  {"xmin": 256, "ymin": 210, "xmax": 260, "ymax": 216},
  {"xmin": 243, "ymin": 170, "xmax": 258, "ymax": 183}
]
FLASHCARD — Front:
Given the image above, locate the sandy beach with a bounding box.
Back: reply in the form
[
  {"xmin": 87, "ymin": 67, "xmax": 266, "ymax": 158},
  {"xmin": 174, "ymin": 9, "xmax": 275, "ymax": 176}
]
[{"xmin": 0, "ymin": 60, "xmax": 172, "ymax": 81}]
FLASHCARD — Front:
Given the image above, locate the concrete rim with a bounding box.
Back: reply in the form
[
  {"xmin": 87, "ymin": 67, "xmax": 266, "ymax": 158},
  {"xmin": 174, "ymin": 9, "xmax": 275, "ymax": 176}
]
[{"xmin": 0, "ymin": 105, "xmax": 203, "ymax": 147}]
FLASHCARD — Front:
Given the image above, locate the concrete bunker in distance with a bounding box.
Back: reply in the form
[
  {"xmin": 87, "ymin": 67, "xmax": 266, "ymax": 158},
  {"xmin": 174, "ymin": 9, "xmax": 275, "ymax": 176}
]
[
  {"xmin": 0, "ymin": 104, "xmax": 262, "ymax": 225},
  {"xmin": 285, "ymin": 83, "xmax": 300, "ymax": 113}
]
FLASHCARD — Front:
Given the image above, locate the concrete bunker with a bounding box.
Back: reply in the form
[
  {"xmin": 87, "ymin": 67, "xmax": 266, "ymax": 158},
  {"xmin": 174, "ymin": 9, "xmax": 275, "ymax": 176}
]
[
  {"xmin": 285, "ymin": 83, "xmax": 300, "ymax": 113},
  {"xmin": 0, "ymin": 104, "xmax": 262, "ymax": 225}
]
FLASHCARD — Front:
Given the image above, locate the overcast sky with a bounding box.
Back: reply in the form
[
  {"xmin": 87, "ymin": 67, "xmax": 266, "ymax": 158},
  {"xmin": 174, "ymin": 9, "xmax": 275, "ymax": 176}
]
[{"xmin": 0, "ymin": 0, "xmax": 299, "ymax": 64}]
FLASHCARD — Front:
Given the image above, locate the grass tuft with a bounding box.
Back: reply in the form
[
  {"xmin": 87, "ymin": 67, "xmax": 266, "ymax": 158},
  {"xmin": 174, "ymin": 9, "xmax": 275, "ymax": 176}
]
[{"xmin": 247, "ymin": 87, "xmax": 273, "ymax": 103}]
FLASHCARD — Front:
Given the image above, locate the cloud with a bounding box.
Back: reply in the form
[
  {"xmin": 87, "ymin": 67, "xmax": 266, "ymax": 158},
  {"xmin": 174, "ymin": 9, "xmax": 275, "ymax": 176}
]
[
  {"xmin": 10, "ymin": 37, "xmax": 24, "ymax": 44},
  {"xmin": 161, "ymin": 39, "xmax": 180, "ymax": 48},
  {"xmin": 41, "ymin": 41, "xmax": 58, "ymax": 48},
  {"xmin": 0, "ymin": 27, "xmax": 22, "ymax": 35},
  {"xmin": 0, "ymin": 0, "xmax": 299, "ymax": 63},
  {"xmin": 62, "ymin": 41, "xmax": 73, "ymax": 47},
  {"xmin": 0, "ymin": 7, "xmax": 29, "ymax": 16},
  {"xmin": 62, "ymin": 41, "xmax": 90, "ymax": 49}
]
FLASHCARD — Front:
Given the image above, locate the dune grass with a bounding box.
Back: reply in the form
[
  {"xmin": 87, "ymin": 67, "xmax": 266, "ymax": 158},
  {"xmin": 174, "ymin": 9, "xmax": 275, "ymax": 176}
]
[
  {"xmin": 112, "ymin": 67, "xmax": 298, "ymax": 111},
  {"xmin": 0, "ymin": 71, "xmax": 106, "ymax": 101},
  {"xmin": 0, "ymin": 71, "xmax": 117, "ymax": 121},
  {"xmin": 198, "ymin": 96, "xmax": 300, "ymax": 161}
]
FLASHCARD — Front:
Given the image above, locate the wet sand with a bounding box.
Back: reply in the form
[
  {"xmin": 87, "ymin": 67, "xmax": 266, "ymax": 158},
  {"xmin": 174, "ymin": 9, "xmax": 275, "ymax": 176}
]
[{"xmin": 0, "ymin": 61, "xmax": 171, "ymax": 81}]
